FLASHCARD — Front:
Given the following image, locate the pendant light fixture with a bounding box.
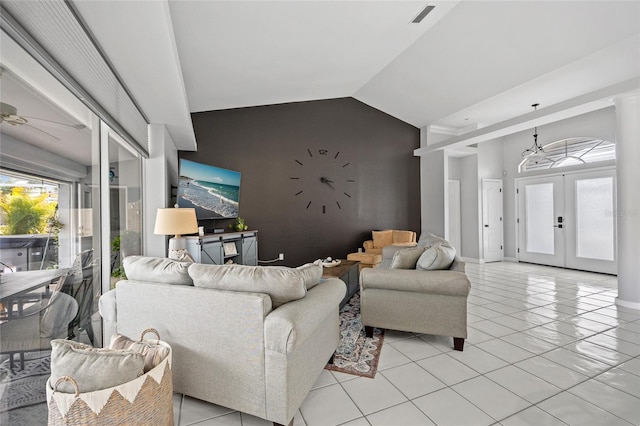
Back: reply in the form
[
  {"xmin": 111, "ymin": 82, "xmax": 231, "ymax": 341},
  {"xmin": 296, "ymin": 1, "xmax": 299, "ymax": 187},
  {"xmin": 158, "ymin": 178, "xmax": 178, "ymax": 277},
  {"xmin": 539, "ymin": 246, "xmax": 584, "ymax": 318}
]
[{"xmin": 522, "ymin": 103, "xmax": 545, "ymax": 158}]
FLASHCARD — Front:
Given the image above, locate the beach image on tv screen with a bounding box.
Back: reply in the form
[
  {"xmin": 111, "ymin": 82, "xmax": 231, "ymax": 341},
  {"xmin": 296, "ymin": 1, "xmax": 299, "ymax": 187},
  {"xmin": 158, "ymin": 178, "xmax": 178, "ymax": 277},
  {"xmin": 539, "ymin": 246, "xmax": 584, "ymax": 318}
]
[{"xmin": 177, "ymin": 159, "xmax": 241, "ymax": 219}]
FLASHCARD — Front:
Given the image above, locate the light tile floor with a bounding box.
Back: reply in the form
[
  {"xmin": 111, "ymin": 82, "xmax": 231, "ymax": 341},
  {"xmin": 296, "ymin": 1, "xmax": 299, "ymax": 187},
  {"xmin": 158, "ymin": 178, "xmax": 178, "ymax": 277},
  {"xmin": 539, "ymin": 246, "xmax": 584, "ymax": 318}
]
[{"xmin": 174, "ymin": 262, "xmax": 640, "ymax": 426}]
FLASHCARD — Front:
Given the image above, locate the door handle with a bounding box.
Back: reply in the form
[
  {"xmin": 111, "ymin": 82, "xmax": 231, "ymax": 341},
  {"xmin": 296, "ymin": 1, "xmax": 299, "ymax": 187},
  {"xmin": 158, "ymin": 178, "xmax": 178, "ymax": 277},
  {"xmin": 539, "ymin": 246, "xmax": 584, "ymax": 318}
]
[
  {"xmin": 484, "ymin": 224, "xmax": 489, "ymax": 228},
  {"xmin": 553, "ymin": 224, "xmax": 563, "ymax": 229}
]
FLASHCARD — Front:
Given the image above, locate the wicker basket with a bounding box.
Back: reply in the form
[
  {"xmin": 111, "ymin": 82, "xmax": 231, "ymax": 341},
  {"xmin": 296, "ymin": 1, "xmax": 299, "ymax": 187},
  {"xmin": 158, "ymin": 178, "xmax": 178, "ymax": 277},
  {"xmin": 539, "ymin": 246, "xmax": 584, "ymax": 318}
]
[{"xmin": 46, "ymin": 329, "xmax": 173, "ymax": 425}]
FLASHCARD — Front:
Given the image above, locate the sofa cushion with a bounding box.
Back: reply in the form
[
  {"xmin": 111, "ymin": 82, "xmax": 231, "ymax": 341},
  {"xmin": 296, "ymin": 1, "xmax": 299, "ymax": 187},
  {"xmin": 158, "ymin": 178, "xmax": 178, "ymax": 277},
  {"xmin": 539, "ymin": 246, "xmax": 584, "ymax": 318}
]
[
  {"xmin": 390, "ymin": 246, "xmax": 426, "ymax": 269},
  {"xmin": 123, "ymin": 256, "xmax": 193, "ymax": 285},
  {"xmin": 50, "ymin": 339, "xmax": 144, "ymax": 393},
  {"xmin": 189, "ymin": 263, "xmax": 307, "ymax": 308},
  {"xmin": 296, "ymin": 261, "xmax": 323, "ymax": 290},
  {"xmin": 392, "ymin": 230, "xmax": 415, "ymax": 244},
  {"xmin": 110, "ymin": 333, "xmax": 170, "ymax": 373},
  {"xmin": 416, "ymin": 243, "xmax": 456, "ymax": 270},
  {"xmin": 372, "ymin": 230, "xmax": 393, "ymax": 249}
]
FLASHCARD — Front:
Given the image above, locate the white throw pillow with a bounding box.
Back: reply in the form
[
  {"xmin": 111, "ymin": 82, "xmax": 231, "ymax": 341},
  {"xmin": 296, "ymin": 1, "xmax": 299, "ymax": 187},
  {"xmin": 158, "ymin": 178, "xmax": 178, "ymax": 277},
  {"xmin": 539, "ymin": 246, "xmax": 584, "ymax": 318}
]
[
  {"xmin": 123, "ymin": 256, "xmax": 193, "ymax": 285},
  {"xmin": 390, "ymin": 246, "xmax": 426, "ymax": 269},
  {"xmin": 416, "ymin": 244, "xmax": 456, "ymax": 270},
  {"xmin": 297, "ymin": 261, "xmax": 323, "ymax": 290},
  {"xmin": 189, "ymin": 263, "xmax": 307, "ymax": 308},
  {"xmin": 50, "ymin": 339, "xmax": 144, "ymax": 393}
]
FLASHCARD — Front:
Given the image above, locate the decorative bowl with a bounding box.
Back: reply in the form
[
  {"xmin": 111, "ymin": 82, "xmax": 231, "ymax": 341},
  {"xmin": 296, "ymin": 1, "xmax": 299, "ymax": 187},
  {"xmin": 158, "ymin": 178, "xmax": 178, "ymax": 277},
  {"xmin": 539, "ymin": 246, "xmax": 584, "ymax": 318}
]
[{"xmin": 320, "ymin": 259, "xmax": 341, "ymax": 267}]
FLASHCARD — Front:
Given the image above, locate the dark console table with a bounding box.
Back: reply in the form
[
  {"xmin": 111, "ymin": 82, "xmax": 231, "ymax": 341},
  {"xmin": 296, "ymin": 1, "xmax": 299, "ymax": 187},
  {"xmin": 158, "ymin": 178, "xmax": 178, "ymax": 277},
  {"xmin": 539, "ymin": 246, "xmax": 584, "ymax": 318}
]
[{"xmin": 322, "ymin": 259, "xmax": 359, "ymax": 309}]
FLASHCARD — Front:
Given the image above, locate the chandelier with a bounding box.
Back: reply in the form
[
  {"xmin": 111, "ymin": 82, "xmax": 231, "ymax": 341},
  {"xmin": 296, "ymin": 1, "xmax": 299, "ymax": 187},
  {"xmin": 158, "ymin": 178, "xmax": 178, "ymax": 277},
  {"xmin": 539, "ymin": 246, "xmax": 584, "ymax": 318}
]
[{"xmin": 521, "ymin": 103, "xmax": 545, "ymax": 159}]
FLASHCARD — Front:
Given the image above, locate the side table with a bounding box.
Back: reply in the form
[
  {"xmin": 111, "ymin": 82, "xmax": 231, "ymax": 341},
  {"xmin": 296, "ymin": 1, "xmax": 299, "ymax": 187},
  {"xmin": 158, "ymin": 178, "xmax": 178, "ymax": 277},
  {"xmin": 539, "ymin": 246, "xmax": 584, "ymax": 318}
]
[{"xmin": 322, "ymin": 259, "xmax": 359, "ymax": 309}]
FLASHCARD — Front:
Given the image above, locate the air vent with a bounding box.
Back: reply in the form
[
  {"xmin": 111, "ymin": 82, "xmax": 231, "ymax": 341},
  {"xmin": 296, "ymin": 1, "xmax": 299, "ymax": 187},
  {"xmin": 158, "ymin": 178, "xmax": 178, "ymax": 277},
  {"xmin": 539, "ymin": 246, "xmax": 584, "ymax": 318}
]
[{"xmin": 412, "ymin": 5, "xmax": 435, "ymax": 23}]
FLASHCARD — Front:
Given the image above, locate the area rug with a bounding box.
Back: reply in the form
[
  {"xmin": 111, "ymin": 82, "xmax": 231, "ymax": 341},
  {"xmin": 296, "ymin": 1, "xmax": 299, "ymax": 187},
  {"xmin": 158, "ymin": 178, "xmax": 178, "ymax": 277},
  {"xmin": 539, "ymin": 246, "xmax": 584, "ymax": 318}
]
[
  {"xmin": 325, "ymin": 293, "xmax": 385, "ymax": 379},
  {"xmin": 0, "ymin": 353, "xmax": 50, "ymax": 413}
]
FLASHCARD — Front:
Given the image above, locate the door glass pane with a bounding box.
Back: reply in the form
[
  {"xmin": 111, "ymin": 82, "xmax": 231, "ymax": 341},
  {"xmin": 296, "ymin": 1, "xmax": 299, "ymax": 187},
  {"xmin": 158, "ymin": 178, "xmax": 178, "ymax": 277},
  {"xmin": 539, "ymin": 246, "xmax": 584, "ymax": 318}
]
[
  {"xmin": 525, "ymin": 183, "xmax": 555, "ymax": 254},
  {"xmin": 108, "ymin": 134, "xmax": 142, "ymax": 288},
  {"xmin": 575, "ymin": 177, "xmax": 614, "ymax": 261}
]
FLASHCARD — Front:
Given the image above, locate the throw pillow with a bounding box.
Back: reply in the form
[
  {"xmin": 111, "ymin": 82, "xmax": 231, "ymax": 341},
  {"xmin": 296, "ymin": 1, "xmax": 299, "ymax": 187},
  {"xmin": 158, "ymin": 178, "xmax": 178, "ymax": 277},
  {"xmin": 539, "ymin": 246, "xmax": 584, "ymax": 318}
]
[
  {"xmin": 372, "ymin": 230, "xmax": 393, "ymax": 249},
  {"xmin": 50, "ymin": 339, "xmax": 144, "ymax": 393},
  {"xmin": 390, "ymin": 246, "xmax": 426, "ymax": 269},
  {"xmin": 416, "ymin": 244, "xmax": 456, "ymax": 270},
  {"xmin": 123, "ymin": 256, "xmax": 193, "ymax": 285},
  {"xmin": 189, "ymin": 263, "xmax": 307, "ymax": 308},
  {"xmin": 417, "ymin": 232, "xmax": 446, "ymax": 248},
  {"xmin": 110, "ymin": 333, "xmax": 170, "ymax": 373},
  {"xmin": 297, "ymin": 261, "xmax": 323, "ymax": 290}
]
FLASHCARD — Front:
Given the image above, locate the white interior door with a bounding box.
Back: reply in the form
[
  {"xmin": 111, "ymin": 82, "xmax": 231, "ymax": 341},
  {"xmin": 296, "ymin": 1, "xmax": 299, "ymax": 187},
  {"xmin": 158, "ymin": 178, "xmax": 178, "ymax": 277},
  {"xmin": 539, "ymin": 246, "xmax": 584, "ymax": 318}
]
[
  {"xmin": 517, "ymin": 175, "xmax": 565, "ymax": 267},
  {"xmin": 482, "ymin": 179, "xmax": 503, "ymax": 262},
  {"xmin": 565, "ymin": 170, "xmax": 617, "ymax": 274},
  {"xmin": 447, "ymin": 180, "xmax": 462, "ymax": 254},
  {"xmin": 517, "ymin": 169, "xmax": 617, "ymax": 274}
]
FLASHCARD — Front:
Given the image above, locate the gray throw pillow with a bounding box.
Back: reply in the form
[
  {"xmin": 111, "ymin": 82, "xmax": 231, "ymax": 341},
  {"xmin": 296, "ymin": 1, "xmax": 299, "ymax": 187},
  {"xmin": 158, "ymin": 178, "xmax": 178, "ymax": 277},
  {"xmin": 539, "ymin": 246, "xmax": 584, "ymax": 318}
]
[
  {"xmin": 390, "ymin": 246, "xmax": 426, "ymax": 269},
  {"xmin": 416, "ymin": 244, "xmax": 456, "ymax": 270},
  {"xmin": 123, "ymin": 256, "xmax": 193, "ymax": 285},
  {"xmin": 297, "ymin": 261, "xmax": 323, "ymax": 290},
  {"xmin": 417, "ymin": 232, "xmax": 446, "ymax": 248},
  {"xmin": 50, "ymin": 339, "xmax": 144, "ymax": 393},
  {"xmin": 189, "ymin": 263, "xmax": 307, "ymax": 308}
]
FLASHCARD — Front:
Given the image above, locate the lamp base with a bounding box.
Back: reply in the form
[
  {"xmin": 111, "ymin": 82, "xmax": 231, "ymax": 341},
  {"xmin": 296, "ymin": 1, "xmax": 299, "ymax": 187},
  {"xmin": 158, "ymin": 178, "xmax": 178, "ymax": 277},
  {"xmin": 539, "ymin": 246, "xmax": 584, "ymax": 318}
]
[{"xmin": 168, "ymin": 237, "xmax": 194, "ymax": 262}]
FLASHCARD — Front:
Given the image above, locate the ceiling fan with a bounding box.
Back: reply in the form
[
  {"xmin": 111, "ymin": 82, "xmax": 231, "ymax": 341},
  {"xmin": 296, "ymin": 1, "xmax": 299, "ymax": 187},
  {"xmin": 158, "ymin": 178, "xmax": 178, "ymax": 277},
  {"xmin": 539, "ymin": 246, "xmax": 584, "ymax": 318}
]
[{"xmin": 0, "ymin": 101, "xmax": 86, "ymax": 141}]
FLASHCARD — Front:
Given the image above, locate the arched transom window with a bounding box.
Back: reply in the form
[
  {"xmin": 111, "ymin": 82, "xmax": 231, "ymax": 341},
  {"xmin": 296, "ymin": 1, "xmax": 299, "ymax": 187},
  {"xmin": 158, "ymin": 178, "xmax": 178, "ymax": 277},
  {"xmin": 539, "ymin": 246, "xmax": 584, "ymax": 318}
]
[{"xmin": 519, "ymin": 137, "xmax": 615, "ymax": 173}]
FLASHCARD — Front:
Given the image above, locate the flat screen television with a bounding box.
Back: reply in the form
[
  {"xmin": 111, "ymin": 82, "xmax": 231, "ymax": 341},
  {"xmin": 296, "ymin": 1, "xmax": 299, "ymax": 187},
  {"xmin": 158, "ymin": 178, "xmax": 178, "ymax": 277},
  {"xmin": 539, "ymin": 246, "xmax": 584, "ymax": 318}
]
[{"xmin": 177, "ymin": 159, "xmax": 241, "ymax": 220}]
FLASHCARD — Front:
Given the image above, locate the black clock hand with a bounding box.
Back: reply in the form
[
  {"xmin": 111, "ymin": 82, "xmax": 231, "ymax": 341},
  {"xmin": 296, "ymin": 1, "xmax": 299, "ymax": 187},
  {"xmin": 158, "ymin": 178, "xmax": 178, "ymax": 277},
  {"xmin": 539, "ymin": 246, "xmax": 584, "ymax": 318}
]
[{"xmin": 320, "ymin": 177, "xmax": 335, "ymax": 189}]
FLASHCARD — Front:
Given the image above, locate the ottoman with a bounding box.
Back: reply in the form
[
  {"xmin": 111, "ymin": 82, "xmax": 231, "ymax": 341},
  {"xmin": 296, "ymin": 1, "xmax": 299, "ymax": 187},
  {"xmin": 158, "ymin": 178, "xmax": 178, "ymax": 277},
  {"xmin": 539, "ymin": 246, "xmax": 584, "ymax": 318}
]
[{"xmin": 346, "ymin": 252, "xmax": 382, "ymax": 271}]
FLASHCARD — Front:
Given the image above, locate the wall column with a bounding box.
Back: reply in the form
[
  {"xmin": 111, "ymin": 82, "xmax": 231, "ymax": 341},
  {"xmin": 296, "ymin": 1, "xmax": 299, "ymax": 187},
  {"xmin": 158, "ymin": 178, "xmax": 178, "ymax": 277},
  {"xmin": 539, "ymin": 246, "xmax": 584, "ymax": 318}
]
[
  {"xmin": 419, "ymin": 149, "xmax": 447, "ymax": 237},
  {"xmin": 614, "ymin": 90, "xmax": 640, "ymax": 310},
  {"xmin": 144, "ymin": 124, "xmax": 178, "ymax": 258}
]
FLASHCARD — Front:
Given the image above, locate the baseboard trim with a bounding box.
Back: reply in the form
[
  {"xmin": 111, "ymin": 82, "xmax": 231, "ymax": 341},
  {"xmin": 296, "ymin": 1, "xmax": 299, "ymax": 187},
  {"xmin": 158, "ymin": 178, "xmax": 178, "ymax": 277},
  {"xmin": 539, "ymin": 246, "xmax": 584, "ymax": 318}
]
[
  {"xmin": 503, "ymin": 257, "xmax": 518, "ymax": 263},
  {"xmin": 460, "ymin": 257, "xmax": 482, "ymax": 264},
  {"xmin": 616, "ymin": 298, "xmax": 640, "ymax": 311}
]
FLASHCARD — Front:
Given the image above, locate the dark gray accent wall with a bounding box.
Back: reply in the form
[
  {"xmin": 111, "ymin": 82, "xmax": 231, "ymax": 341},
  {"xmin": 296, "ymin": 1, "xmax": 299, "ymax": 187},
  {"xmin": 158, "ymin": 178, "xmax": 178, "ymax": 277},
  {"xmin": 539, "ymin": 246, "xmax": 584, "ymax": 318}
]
[{"xmin": 182, "ymin": 97, "xmax": 420, "ymax": 267}]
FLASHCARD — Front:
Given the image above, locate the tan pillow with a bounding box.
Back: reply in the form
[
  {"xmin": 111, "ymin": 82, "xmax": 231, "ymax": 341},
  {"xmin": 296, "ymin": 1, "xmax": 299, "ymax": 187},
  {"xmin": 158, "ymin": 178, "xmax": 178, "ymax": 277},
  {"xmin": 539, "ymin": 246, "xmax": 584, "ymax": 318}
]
[
  {"xmin": 372, "ymin": 230, "xmax": 393, "ymax": 249},
  {"xmin": 416, "ymin": 244, "xmax": 456, "ymax": 270},
  {"xmin": 297, "ymin": 261, "xmax": 323, "ymax": 290},
  {"xmin": 392, "ymin": 230, "xmax": 415, "ymax": 244},
  {"xmin": 390, "ymin": 246, "xmax": 426, "ymax": 269},
  {"xmin": 123, "ymin": 256, "xmax": 193, "ymax": 285},
  {"xmin": 110, "ymin": 333, "xmax": 170, "ymax": 373},
  {"xmin": 50, "ymin": 339, "xmax": 144, "ymax": 393},
  {"xmin": 189, "ymin": 263, "xmax": 306, "ymax": 308}
]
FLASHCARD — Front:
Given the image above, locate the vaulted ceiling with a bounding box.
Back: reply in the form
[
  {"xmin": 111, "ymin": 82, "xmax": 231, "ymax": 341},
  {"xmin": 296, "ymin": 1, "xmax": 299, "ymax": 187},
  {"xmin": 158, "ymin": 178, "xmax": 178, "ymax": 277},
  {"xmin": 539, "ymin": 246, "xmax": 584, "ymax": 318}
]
[{"xmin": 6, "ymin": 1, "xmax": 640, "ymax": 153}]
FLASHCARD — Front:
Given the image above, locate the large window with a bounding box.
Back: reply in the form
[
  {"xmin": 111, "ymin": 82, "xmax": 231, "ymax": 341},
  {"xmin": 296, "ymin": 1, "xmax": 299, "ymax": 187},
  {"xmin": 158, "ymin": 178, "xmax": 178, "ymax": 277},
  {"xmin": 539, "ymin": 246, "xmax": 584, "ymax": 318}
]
[
  {"xmin": 0, "ymin": 40, "xmax": 143, "ymax": 425},
  {"xmin": 519, "ymin": 137, "xmax": 615, "ymax": 173}
]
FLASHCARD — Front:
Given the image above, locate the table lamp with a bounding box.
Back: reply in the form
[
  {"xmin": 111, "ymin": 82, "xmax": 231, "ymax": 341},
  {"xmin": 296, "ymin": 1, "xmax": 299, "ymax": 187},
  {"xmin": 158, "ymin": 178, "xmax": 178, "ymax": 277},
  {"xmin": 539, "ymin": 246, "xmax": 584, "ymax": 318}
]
[{"xmin": 154, "ymin": 206, "xmax": 198, "ymax": 260}]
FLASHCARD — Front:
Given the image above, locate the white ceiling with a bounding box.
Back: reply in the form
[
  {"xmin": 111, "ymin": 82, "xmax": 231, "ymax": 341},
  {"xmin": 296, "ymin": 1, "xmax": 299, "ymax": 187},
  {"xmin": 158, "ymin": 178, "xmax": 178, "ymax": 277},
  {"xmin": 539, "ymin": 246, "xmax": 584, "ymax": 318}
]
[{"xmin": 3, "ymin": 1, "xmax": 640, "ymax": 157}]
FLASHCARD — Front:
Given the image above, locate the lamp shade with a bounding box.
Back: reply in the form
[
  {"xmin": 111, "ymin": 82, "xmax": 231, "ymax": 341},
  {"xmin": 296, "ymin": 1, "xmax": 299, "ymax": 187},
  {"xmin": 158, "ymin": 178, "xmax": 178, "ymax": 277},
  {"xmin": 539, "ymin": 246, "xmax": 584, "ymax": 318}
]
[{"xmin": 154, "ymin": 207, "xmax": 198, "ymax": 236}]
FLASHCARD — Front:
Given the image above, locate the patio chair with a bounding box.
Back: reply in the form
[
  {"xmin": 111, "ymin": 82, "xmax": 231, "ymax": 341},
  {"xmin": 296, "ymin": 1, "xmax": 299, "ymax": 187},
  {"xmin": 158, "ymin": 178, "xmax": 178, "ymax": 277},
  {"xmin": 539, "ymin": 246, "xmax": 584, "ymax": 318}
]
[{"xmin": 0, "ymin": 287, "xmax": 78, "ymax": 370}]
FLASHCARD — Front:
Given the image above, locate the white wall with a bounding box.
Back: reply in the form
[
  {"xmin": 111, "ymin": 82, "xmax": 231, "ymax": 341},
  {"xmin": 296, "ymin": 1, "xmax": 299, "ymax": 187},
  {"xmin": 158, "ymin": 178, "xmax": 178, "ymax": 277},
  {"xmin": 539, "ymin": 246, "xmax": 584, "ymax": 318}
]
[
  {"xmin": 144, "ymin": 124, "xmax": 179, "ymax": 257},
  {"xmin": 460, "ymin": 154, "xmax": 480, "ymax": 260},
  {"xmin": 420, "ymin": 150, "xmax": 447, "ymax": 237},
  {"xmin": 501, "ymin": 107, "xmax": 616, "ymax": 258}
]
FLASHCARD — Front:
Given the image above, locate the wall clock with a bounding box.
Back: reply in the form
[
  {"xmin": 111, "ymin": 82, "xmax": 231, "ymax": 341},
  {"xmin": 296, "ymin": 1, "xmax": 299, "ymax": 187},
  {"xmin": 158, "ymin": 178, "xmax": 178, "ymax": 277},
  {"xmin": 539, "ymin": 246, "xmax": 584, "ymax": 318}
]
[{"xmin": 290, "ymin": 148, "xmax": 355, "ymax": 213}]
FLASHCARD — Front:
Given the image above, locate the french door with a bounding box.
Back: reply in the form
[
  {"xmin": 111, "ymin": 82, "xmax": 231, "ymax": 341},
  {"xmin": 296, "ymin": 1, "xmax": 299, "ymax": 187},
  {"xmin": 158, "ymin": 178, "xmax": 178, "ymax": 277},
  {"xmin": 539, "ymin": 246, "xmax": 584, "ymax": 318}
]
[{"xmin": 517, "ymin": 169, "xmax": 616, "ymax": 274}]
